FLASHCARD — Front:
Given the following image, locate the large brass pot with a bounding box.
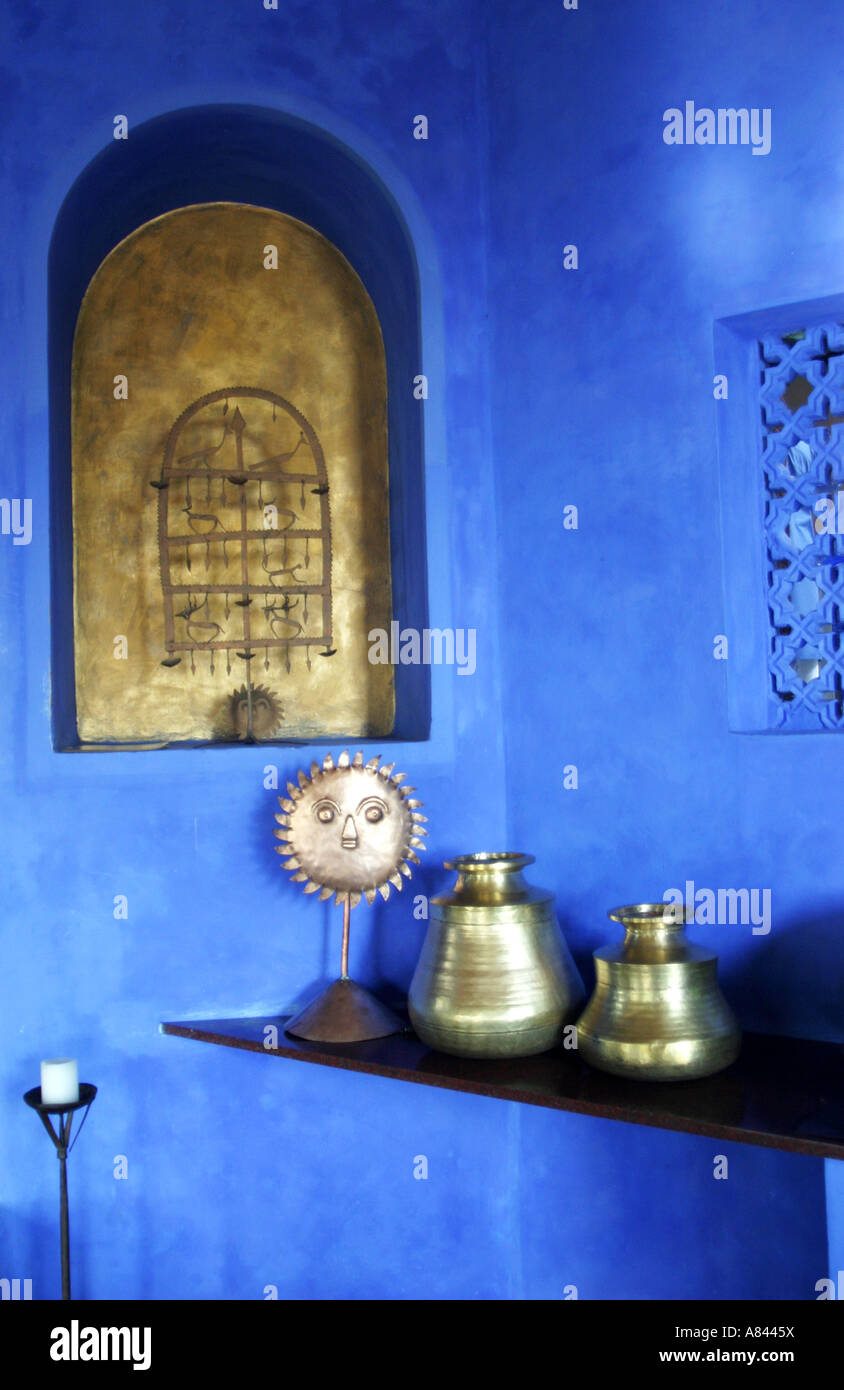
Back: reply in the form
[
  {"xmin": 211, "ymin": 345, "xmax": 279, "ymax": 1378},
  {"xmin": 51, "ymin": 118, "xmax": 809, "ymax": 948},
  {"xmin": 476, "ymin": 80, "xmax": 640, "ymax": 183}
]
[
  {"xmin": 576, "ymin": 903, "xmax": 741, "ymax": 1081},
  {"xmin": 408, "ymin": 853, "xmax": 585, "ymax": 1058}
]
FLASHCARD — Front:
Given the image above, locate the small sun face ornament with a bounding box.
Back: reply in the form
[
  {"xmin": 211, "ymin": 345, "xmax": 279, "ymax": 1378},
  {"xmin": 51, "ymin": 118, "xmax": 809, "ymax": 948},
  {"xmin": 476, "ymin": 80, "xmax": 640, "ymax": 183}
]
[
  {"xmin": 275, "ymin": 751, "xmax": 428, "ymax": 1042},
  {"xmin": 228, "ymin": 684, "xmax": 283, "ymax": 741}
]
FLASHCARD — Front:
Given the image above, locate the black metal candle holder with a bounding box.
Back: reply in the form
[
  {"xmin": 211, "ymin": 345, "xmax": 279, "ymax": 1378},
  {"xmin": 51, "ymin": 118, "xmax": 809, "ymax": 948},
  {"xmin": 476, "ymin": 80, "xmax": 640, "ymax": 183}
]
[{"xmin": 23, "ymin": 1083, "xmax": 97, "ymax": 1300}]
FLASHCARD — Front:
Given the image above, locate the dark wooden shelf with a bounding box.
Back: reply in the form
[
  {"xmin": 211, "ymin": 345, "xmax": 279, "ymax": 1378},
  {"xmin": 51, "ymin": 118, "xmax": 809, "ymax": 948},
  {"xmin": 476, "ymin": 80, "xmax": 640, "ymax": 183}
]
[{"xmin": 161, "ymin": 1016, "xmax": 844, "ymax": 1159}]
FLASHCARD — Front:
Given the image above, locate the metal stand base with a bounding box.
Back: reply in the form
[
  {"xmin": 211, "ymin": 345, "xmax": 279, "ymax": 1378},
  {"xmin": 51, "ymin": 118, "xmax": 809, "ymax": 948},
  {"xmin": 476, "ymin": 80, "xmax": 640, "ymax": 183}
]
[{"xmin": 285, "ymin": 978, "xmax": 403, "ymax": 1043}]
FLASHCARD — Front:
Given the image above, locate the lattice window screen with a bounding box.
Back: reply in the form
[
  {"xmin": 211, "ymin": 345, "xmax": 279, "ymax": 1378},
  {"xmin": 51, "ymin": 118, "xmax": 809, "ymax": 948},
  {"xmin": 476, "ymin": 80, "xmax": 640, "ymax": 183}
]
[{"xmin": 760, "ymin": 322, "xmax": 844, "ymax": 729}]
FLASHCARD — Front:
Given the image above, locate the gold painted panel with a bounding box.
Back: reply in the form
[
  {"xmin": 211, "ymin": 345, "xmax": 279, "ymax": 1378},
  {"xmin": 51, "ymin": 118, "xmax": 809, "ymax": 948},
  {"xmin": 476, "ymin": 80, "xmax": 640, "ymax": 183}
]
[{"xmin": 71, "ymin": 202, "xmax": 394, "ymax": 745}]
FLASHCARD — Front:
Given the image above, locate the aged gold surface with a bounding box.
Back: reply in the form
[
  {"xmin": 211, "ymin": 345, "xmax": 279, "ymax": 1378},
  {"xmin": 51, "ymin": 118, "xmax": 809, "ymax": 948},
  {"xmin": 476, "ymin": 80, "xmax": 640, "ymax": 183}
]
[
  {"xmin": 71, "ymin": 203, "xmax": 394, "ymax": 744},
  {"xmin": 408, "ymin": 853, "xmax": 585, "ymax": 1058},
  {"xmin": 576, "ymin": 903, "xmax": 741, "ymax": 1080}
]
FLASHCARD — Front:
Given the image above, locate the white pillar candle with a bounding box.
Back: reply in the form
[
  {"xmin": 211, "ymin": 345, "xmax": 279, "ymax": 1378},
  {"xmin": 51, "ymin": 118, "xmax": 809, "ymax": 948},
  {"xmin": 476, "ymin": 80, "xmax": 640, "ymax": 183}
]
[{"xmin": 40, "ymin": 1059, "xmax": 79, "ymax": 1106}]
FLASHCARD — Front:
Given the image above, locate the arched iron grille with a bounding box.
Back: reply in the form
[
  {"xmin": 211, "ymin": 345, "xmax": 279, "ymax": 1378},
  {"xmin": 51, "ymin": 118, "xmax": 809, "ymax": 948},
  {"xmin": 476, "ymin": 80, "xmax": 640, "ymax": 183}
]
[{"xmin": 153, "ymin": 386, "xmax": 333, "ymax": 684}]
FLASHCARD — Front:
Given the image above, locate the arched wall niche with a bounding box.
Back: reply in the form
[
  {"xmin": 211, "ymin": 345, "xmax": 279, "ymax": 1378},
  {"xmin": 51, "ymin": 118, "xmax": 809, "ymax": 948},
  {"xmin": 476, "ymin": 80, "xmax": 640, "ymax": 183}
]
[{"xmin": 49, "ymin": 104, "xmax": 430, "ymax": 748}]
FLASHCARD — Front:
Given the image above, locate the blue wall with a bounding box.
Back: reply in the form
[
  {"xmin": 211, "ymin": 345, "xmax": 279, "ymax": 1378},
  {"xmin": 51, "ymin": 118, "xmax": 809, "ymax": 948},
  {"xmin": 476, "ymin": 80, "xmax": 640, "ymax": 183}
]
[
  {"xmin": 0, "ymin": 0, "xmax": 836, "ymax": 1299},
  {"xmin": 486, "ymin": 0, "xmax": 841, "ymax": 1295}
]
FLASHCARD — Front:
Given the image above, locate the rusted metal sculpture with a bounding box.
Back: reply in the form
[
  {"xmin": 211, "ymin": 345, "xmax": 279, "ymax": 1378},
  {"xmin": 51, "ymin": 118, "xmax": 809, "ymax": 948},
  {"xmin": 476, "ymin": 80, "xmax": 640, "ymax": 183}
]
[{"xmin": 153, "ymin": 387, "xmax": 333, "ymax": 740}]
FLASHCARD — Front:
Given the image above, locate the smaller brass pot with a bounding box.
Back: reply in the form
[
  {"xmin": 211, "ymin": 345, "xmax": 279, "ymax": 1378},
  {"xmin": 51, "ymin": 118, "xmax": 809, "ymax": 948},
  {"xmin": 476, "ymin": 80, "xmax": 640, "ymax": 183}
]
[
  {"xmin": 576, "ymin": 903, "xmax": 741, "ymax": 1081},
  {"xmin": 408, "ymin": 852, "xmax": 585, "ymax": 1058}
]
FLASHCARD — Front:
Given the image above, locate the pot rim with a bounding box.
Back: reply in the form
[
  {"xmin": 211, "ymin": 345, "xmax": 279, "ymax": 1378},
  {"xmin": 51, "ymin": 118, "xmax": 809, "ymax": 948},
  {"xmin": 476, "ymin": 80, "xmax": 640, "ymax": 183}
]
[
  {"xmin": 608, "ymin": 901, "xmax": 689, "ymax": 925},
  {"xmin": 445, "ymin": 851, "xmax": 536, "ymax": 872}
]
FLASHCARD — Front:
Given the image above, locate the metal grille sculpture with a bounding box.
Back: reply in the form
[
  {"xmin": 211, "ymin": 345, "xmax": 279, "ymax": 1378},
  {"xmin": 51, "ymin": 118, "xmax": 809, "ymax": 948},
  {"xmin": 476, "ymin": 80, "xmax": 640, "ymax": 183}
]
[{"xmin": 152, "ymin": 387, "xmax": 333, "ymax": 740}]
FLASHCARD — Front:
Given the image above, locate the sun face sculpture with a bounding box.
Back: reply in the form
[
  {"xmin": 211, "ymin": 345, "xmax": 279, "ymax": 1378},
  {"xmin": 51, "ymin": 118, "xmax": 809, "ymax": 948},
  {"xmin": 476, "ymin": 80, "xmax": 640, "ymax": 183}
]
[
  {"xmin": 227, "ymin": 684, "xmax": 283, "ymax": 741},
  {"xmin": 273, "ymin": 751, "xmax": 427, "ymax": 905}
]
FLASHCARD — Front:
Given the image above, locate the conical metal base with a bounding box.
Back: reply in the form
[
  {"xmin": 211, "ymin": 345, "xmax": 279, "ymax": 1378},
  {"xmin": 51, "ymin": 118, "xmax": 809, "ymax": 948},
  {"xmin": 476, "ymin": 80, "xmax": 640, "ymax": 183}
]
[{"xmin": 285, "ymin": 978, "xmax": 403, "ymax": 1043}]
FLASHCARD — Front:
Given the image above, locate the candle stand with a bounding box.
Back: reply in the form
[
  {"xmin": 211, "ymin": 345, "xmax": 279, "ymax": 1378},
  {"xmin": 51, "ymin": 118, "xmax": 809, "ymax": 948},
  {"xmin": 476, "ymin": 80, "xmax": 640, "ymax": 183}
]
[{"xmin": 23, "ymin": 1083, "xmax": 97, "ymax": 1300}]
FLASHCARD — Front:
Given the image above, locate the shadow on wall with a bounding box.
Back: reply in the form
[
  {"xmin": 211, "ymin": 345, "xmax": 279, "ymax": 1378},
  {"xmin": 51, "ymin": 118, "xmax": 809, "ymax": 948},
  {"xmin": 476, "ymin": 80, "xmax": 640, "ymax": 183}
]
[{"xmin": 728, "ymin": 912, "xmax": 844, "ymax": 1041}]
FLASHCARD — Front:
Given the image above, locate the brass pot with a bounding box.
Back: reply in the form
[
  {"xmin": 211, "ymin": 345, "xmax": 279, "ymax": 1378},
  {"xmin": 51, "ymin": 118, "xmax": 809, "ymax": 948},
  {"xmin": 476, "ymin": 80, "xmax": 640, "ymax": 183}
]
[
  {"xmin": 408, "ymin": 853, "xmax": 585, "ymax": 1058},
  {"xmin": 576, "ymin": 903, "xmax": 741, "ymax": 1081}
]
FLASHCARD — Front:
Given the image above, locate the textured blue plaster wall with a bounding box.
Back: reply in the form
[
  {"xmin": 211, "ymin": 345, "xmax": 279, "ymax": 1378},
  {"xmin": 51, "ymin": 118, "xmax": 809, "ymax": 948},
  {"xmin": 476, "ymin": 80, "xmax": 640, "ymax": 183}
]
[
  {"xmin": 0, "ymin": 0, "xmax": 510, "ymax": 1301},
  {"xmin": 485, "ymin": 0, "xmax": 837, "ymax": 1298},
  {"xmin": 0, "ymin": 0, "xmax": 835, "ymax": 1301}
]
